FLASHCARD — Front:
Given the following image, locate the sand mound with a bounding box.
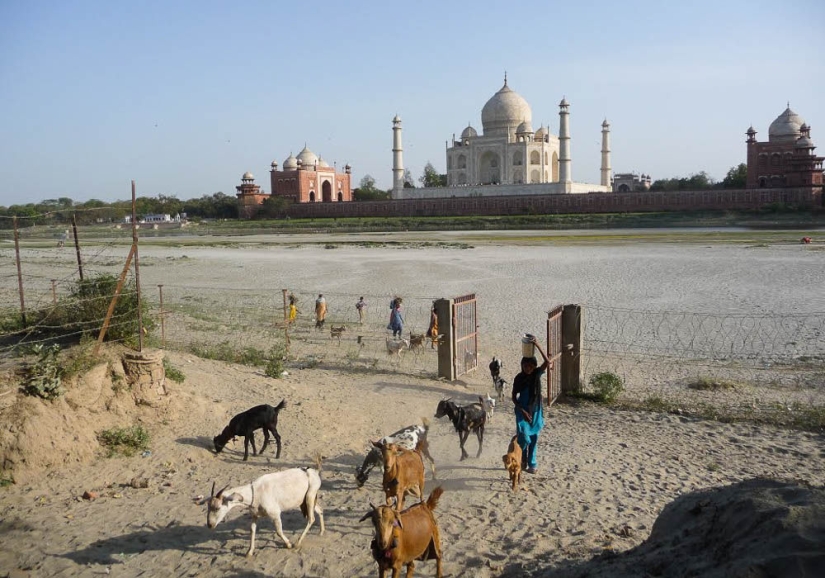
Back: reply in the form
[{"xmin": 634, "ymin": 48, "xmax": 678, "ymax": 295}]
[
  {"xmin": 541, "ymin": 478, "xmax": 825, "ymax": 578},
  {"xmin": 0, "ymin": 347, "xmax": 175, "ymax": 485}
]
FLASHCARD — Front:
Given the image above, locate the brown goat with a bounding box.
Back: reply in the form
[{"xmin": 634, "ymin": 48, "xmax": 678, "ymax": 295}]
[
  {"xmin": 373, "ymin": 441, "xmax": 425, "ymax": 511},
  {"xmin": 360, "ymin": 486, "xmax": 444, "ymax": 578},
  {"xmin": 502, "ymin": 435, "xmax": 522, "ymax": 492}
]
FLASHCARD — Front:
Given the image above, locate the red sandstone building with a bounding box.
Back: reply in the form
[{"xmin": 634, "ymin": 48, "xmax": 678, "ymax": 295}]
[
  {"xmin": 746, "ymin": 106, "xmax": 824, "ymax": 188},
  {"xmin": 236, "ymin": 145, "xmax": 353, "ymax": 218}
]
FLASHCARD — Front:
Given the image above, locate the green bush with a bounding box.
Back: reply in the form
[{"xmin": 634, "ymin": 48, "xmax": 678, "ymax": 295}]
[
  {"xmin": 98, "ymin": 425, "xmax": 150, "ymax": 457},
  {"xmin": 586, "ymin": 371, "xmax": 624, "ymax": 404},
  {"xmin": 163, "ymin": 357, "xmax": 185, "ymax": 383},
  {"xmin": 264, "ymin": 344, "xmax": 287, "ymax": 378},
  {"xmin": 21, "ymin": 344, "xmax": 64, "ymax": 400}
]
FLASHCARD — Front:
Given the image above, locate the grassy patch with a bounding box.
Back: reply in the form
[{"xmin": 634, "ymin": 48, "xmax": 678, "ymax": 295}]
[
  {"xmin": 163, "ymin": 357, "xmax": 185, "ymax": 383},
  {"xmin": 688, "ymin": 377, "xmax": 740, "ymax": 391},
  {"xmin": 98, "ymin": 425, "xmax": 150, "ymax": 457},
  {"xmin": 21, "ymin": 344, "xmax": 64, "ymax": 400},
  {"xmin": 0, "ymin": 477, "xmax": 14, "ymax": 488},
  {"xmin": 188, "ymin": 340, "xmax": 285, "ymax": 369},
  {"xmin": 574, "ymin": 372, "xmax": 624, "ymax": 404}
]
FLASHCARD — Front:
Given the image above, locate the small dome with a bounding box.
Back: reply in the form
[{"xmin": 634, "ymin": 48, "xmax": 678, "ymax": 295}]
[
  {"xmin": 481, "ymin": 79, "xmax": 532, "ymax": 137},
  {"xmin": 271, "ymin": 160, "xmax": 278, "ymax": 168},
  {"xmin": 283, "ymin": 153, "xmax": 298, "ymax": 170},
  {"xmin": 795, "ymin": 136, "xmax": 815, "ymax": 148},
  {"xmin": 559, "ymin": 97, "xmax": 569, "ymax": 107},
  {"xmin": 769, "ymin": 106, "xmax": 806, "ymax": 142},
  {"xmin": 296, "ymin": 146, "xmax": 318, "ymax": 167},
  {"xmin": 461, "ymin": 125, "xmax": 478, "ymax": 139},
  {"xmin": 746, "ymin": 125, "xmax": 756, "ymax": 134},
  {"xmin": 318, "ymin": 157, "xmax": 330, "ymax": 168},
  {"xmin": 535, "ymin": 125, "xmax": 548, "ymax": 139},
  {"xmin": 242, "ymin": 171, "xmax": 254, "ymax": 180},
  {"xmin": 516, "ymin": 120, "xmax": 534, "ymax": 134},
  {"xmin": 602, "ymin": 119, "xmax": 610, "ymax": 128}
]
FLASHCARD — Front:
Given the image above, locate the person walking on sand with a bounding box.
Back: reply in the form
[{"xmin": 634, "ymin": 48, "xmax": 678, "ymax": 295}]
[
  {"xmin": 512, "ymin": 336, "xmax": 552, "ymax": 474},
  {"xmin": 427, "ymin": 304, "xmax": 439, "ymax": 349},
  {"xmin": 387, "ymin": 298, "xmax": 404, "ymax": 338},
  {"xmin": 288, "ymin": 294, "xmax": 299, "ymax": 324},
  {"xmin": 315, "ymin": 294, "xmax": 327, "ymax": 330},
  {"xmin": 356, "ymin": 296, "xmax": 367, "ymax": 324}
]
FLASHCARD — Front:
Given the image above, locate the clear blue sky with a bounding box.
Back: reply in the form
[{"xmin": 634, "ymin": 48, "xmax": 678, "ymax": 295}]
[{"xmin": 1, "ymin": 0, "xmax": 823, "ymax": 206}]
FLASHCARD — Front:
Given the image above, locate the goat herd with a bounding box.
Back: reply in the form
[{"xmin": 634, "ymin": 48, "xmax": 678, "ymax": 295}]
[{"xmin": 201, "ymin": 358, "xmax": 511, "ymax": 577}]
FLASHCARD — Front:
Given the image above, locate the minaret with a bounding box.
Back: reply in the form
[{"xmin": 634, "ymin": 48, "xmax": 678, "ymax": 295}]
[
  {"xmin": 559, "ymin": 97, "xmax": 571, "ymax": 183},
  {"xmin": 392, "ymin": 115, "xmax": 404, "ymax": 197},
  {"xmin": 600, "ymin": 119, "xmax": 611, "ymax": 188}
]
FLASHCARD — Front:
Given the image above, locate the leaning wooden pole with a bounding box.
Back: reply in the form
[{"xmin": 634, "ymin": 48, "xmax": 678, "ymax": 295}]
[
  {"xmin": 13, "ymin": 216, "xmax": 27, "ymax": 327},
  {"xmin": 93, "ymin": 244, "xmax": 136, "ymax": 356},
  {"xmin": 132, "ymin": 180, "xmax": 144, "ymax": 352},
  {"xmin": 72, "ymin": 213, "xmax": 84, "ymax": 281}
]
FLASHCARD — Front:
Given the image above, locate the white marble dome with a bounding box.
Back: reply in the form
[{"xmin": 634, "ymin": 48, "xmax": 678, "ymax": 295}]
[
  {"xmin": 481, "ymin": 80, "xmax": 532, "ymax": 136},
  {"xmin": 769, "ymin": 107, "xmax": 806, "ymax": 142},
  {"xmin": 516, "ymin": 120, "xmax": 533, "ymax": 134},
  {"xmin": 283, "ymin": 153, "xmax": 298, "ymax": 170},
  {"xmin": 318, "ymin": 157, "xmax": 330, "ymax": 168},
  {"xmin": 242, "ymin": 171, "xmax": 254, "ymax": 180},
  {"xmin": 296, "ymin": 146, "xmax": 318, "ymax": 167},
  {"xmin": 534, "ymin": 125, "xmax": 548, "ymax": 139},
  {"xmin": 461, "ymin": 125, "xmax": 478, "ymax": 139},
  {"xmin": 795, "ymin": 135, "xmax": 815, "ymax": 148}
]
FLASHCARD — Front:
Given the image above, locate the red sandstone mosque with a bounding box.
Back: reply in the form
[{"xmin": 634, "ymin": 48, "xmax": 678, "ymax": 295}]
[
  {"xmin": 236, "ymin": 145, "xmax": 353, "ymax": 218},
  {"xmin": 746, "ymin": 106, "xmax": 824, "ymax": 188}
]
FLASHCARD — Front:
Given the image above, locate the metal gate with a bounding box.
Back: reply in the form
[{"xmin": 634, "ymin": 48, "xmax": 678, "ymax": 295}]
[
  {"xmin": 453, "ymin": 293, "xmax": 478, "ymax": 378},
  {"xmin": 546, "ymin": 304, "xmax": 563, "ymax": 405}
]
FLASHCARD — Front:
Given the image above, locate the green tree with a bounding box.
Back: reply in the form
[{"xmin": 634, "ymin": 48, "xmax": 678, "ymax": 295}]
[
  {"xmin": 403, "ymin": 169, "xmax": 415, "ymax": 188},
  {"xmin": 353, "ymin": 175, "xmax": 390, "ymax": 201},
  {"xmin": 722, "ymin": 163, "xmax": 747, "ymax": 189},
  {"xmin": 419, "ymin": 162, "xmax": 447, "ymax": 188}
]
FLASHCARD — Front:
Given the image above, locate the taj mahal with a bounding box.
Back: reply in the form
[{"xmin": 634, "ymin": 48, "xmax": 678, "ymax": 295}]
[{"xmin": 392, "ymin": 76, "xmax": 612, "ymax": 199}]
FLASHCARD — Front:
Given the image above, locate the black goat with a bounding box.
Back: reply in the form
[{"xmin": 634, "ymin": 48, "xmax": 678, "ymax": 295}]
[
  {"xmin": 434, "ymin": 398, "xmax": 487, "ymax": 461},
  {"xmin": 213, "ymin": 400, "xmax": 286, "ymax": 461}
]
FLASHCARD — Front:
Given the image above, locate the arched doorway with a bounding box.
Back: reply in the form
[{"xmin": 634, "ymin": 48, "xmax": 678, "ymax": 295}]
[
  {"xmin": 337, "ymin": 192, "xmax": 343, "ymax": 202},
  {"xmin": 322, "ymin": 181, "xmax": 332, "ymax": 202},
  {"xmin": 479, "ymin": 151, "xmax": 501, "ymax": 184},
  {"xmin": 309, "ymin": 191, "xmax": 315, "ymax": 202},
  {"xmin": 551, "ymin": 151, "xmax": 559, "ymax": 182}
]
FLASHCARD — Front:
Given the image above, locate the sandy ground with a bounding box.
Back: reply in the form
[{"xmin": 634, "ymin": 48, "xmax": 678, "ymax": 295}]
[{"xmin": 1, "ymin": 231, "xmax": 824, "ymax": 577}]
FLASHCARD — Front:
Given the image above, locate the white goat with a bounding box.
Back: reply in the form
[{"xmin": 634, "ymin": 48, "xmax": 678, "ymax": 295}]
[
  {"xmin": 204, "ymin": 467, "xmax": 324, "ymax": 556},
  {"xmin": 482, "ymin": 393, "xmax": 496, "ymax": 420},
  {"xmin": 386, "ymin": 337, "xmax": 409, "ymax": 360}
]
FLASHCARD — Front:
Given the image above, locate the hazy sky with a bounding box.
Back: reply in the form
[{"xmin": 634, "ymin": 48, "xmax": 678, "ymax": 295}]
[{"xmin": 1, "ymin": 0, "xmax": 823, "ymax": 206}]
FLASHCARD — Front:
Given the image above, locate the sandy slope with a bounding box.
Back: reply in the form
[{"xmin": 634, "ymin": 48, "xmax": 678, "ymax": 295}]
[{"xmin": 0, "ymin": 350, "xmax": 823, "ymax": 578}]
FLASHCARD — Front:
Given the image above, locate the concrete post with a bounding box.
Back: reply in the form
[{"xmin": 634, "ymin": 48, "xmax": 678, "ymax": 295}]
[
  {"xmin": 561, "ymin": 304, "xmax": 583, "ymax": 395},
  {"xmin": 559, "ymin": 98, "xmax": 572, "ymax": 184},
  {"xmin": 601, "ymin": 119, "xmax": 611, "ymax": 188},
  {"xmin": 392, "ymin": 115, "xmax": 404, "ymax": 198}
]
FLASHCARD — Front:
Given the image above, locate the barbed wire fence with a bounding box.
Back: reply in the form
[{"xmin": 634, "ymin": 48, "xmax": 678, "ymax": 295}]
[
  {"xmin": 580, "ymin": 305, "xmax": 825, "ymax": 414},
  {"xmin": 144, "ymin": 286, "xmax": 443, "ymax": 375}
]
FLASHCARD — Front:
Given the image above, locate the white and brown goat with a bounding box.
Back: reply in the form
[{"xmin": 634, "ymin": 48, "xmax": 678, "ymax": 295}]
[
  {"xmin": 203, "ymin": 467, "xmax": 324, "ymax": 556},
  {"xmin": 360, "ymin": 486, "xmax": 444, "ymax": 578},
  {"xmin": 434, "ymin": 398, "xmax": 487, "ymax": 461},
  {"xmin": 356, "ymin": 419, "xmax": 436, "ymax": 487}
]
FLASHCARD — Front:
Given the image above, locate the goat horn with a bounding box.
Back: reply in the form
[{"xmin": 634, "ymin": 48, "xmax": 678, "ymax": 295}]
[
  {"xmin": 369, "ymin": 502, "xmax": 378, "ymax": 511},
  {"xmin": 216, "ymin": 484, "xmax": 230, "ymax": 498},
  {"xmin": 210, "ymin": 481, "xmax": 216, "ymax": 497}
]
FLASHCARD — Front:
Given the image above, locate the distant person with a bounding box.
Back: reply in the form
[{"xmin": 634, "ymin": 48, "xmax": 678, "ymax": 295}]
[
  {"xmin": 512, "ymin": 335, "xmax": 552, "ymax": 475},
  {"xmin": 315, "ymin": 294, "xmax": 327, "ymax": 330},
  {"xmin": 387, "ymin": 298, "xmax": 404, "ymax": 338},
  {"xmin": 288, "ymin": 294, "xmax": 299, "ymax": 324},
  {"xmin": 427, "ymin": 304, "xmax": 439, "ymax": 349},
  {"xmin": 356, "ymin": 296, "xmax": 367, "ymax": 324}
]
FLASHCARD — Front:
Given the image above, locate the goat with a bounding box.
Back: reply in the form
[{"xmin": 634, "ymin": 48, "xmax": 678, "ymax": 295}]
[
  {"xmin": 434, "ymin": 398, "xmax": 486, "ymax": 461},
  {"xmin": 373, "ymin": 441, "xmax": 424, "ymax": 511},
  {"xmin": 489, "ymin": 357, "xmax": 502, "ymax": 382},
  {"xmin": 502, "ymin": 435, "xmax": 522, "ymax": 492},
  {"xmin": 408, "ymin": 332, "xmax": 426, "ymax": 351},
  {"xmin": 330, "ymin": 325, "xmax": 347, "ymax": 343},
  {"xmin": 203, "ymin": 466, "xmax": 324, "ymax": 556},
  {"xmin": 493, "ymin": 376, "xmax": 509, "ymax": 402},
  {"xmin": 213, "ymin": 400, "xmax": 285, "ymax": 461},
  {"xmin": 356, "ymin": 419, "xmax": 436, "ymax": 487},
  {"xmin": 386, "ymin": 338, "xmax": 409, "ymax": 361},
  {"xmin": 360, "ymin": 486, "xmax": 444, "ymax": 578},
  {"xmin": 482, "ymin": 393, "xmax": 496, "ymax": 420}
]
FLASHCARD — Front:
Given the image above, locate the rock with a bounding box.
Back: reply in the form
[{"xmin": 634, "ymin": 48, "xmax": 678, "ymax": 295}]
[
  {"xmin": 82, "ymin": 490, "xmax": 98, "ymax": 500},
  {"xmin": 129, "ymin": 477, "xmax": 149, "ymax": 489}
]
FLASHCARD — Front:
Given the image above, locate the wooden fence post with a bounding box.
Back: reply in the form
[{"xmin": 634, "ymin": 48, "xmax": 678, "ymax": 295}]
[
  {"xmin": 561, "ymin": 304, "xmax": 583, "ymax": 396},
  {"xmin": 158, "ymin": 284, "xmax": 166, "ymax": 349},
  {"xmin": 435, "ymin": 298, "xmax": 454, "ymax": 380},
  {"xmin": 13, "ymin": 216, "xmax": 26, "ymax": 327},
  {"xmin": 72, "ymin": 213, "xmax": 84, "ymax": 281}
]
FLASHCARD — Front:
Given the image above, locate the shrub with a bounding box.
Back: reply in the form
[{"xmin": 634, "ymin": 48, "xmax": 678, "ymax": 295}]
[
  {"xmin": 163, "ymin": 357, "xmax": 185, "ymax": 383},
  {"xmin": 264, "ymin": 343, "xmax": 287, "ymax": 378},
  {"xmin": 21, "ymin": 344, "xmax": 64, "ymax": 400},
  {"xmin": 688, "ymin": 377, "xmax": 738, "ymax": 391},
  {"xmin": 98, "ymin": 425, "xmax": 150, "ymax": 457},
  {"xmin": 0, "ymin": 477, "xmax": 13, "ymax": 488},
  {"xmin": 586, "ymin": 371, "xmax": 624, "ymax": 404}
]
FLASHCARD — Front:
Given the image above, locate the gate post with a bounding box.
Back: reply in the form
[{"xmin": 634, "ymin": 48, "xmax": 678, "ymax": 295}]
[
  {"xmin": 435, "ymin": 298, "xmax": 454, "ymax": 380},
  {"xmin": 561, "ymin": 304, "xmax": 583, "ymax": 395}
]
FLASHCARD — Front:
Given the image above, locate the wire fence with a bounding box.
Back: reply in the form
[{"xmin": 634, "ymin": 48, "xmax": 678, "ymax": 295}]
[{"xmin": 581, "ymin": 305, "xmax": 825, "ymax": 412}]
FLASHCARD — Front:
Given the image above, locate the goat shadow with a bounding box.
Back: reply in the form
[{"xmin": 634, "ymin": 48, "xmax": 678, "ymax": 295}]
[
  {"xmin": 373, "ymin": 380, "xmax": 473, "ymax": 399},
  {"xmin": 58, "ymin": 519, "xmax": 247, "ymax": 566},
  {"xmin": 176, "ymin": 436, "xmax": 214, "ymax": 450}
]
